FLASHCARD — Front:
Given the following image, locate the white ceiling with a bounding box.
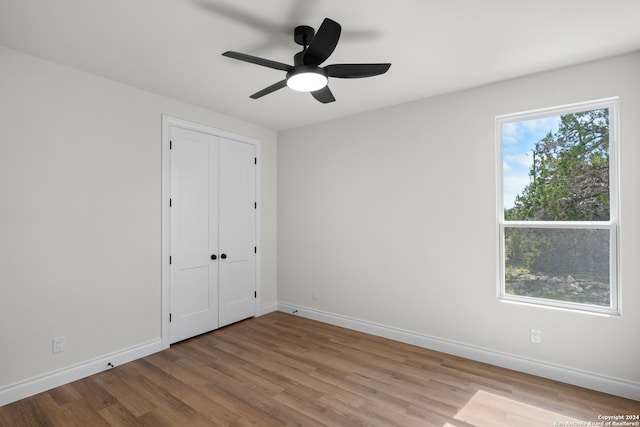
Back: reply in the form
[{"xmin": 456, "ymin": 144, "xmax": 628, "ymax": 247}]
[{"xmin": 1, "ymin": 0, "xmax": 639, "ymax": 131}]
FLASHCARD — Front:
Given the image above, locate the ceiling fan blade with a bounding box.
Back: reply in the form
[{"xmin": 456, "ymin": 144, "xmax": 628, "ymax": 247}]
[
  {"xmin": 222, "ymin": 51, "xmax": 293, "ymax": 71},
  {"xmin": 303, "ymin": 18, "xmax": 341, "ymax": 66},
  {"xmin": 311, "ymin": 86, "xmax": 336, "ymax": 104},
  {"xmin": 250, "ymin": 80, "xmax": 288, "ymax": 99},
  {"xmin": 325, "ymin": 63, "xmax": 391, "ymax": 78}
]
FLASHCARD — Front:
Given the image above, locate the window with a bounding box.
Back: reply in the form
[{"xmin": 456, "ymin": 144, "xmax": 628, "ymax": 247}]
[{"xmin": 497, "ymin": 98, "xmax": 618, "ymax": 314}]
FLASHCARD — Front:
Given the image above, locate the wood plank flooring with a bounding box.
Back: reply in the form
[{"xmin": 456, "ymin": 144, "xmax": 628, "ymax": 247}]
[{"xmin": 1, "ymin": 312, "xmax": 638, "ymax": 426}]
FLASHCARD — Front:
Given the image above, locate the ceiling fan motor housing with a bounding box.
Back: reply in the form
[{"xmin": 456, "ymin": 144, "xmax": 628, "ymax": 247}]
[{"xmin": 287, "ymin": 65, "xmax": 328, "ymax": 80}]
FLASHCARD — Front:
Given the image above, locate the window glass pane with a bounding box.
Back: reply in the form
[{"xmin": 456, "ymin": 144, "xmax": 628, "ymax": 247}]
[
  {"xmin": 504, "ymin": 227, "xmax": 610, "ymax": 306},
  {"xmin": 503, "ymin": 109, "xmax": 610, "ymax": 221}
]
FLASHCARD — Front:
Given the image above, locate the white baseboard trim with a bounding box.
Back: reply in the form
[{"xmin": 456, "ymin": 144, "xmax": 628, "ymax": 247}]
[
  {"xmin": 258, "ymin": 302, "xmax": 278, "ymax": 316},
  {"xmin": 0, "ymin": 339, "xmax": 165, "ymax": 407},
  {"xmin": 278, "ymin": 302, "xmax": 640, "ymax": 401}
]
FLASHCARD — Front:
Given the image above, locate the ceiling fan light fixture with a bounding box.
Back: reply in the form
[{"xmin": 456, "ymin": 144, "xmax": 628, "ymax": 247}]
[{"xmin": 286, "ymin": 66, "xmax": 328, "ymax": 92}]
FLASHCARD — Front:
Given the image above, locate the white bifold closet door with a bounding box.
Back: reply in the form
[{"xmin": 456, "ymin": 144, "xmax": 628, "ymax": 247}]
[{"xmin": 169, "ymin": 126, "xmax": 256, "ymax": 344}]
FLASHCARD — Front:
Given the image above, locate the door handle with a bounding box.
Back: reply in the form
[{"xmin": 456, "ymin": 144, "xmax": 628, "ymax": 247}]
[
  {"xmin": 220, "ymin": 253, "xmax": 227, "ymax": 259},
  {"xmin": 211, "ymin": 254, "xmax": 217, "ymax": 260}
]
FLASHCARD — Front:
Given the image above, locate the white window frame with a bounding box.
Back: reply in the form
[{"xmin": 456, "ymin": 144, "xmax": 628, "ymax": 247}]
[{"xmin": 496, "ymin": 98, "xmax": 619, "ymax": 315}]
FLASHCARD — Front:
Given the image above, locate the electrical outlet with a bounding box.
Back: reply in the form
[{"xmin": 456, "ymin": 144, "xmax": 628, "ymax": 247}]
[
  {"xmin": 312, "ymin": 289, "xmax": 319, "ymax": 300},
  {"xmin": 530, "ymin": 329, "xmax": 542, "ymax": 344},
  {"xmin": 53, "ymin": 336, "xmax": 66, "ymax": 353}
]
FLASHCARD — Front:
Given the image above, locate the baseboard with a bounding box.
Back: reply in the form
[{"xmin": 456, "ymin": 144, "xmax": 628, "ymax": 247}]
[
  {"xmin": 278, "ymin": 302, "xmax": 640, "ymax": 401},
  {"xmin": 258, "ymin": 302, "xmax": 278, "ymax": 316},
  {"xmin": 0, "ymin": 339, "xmax": 165, "ymax": 407}
]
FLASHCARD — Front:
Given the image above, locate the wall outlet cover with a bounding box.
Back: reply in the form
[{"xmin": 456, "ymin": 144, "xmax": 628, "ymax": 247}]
[
  {"xmin": 53, "ymin": 336, "xmax": 66, "ymax": 353},
  {"xmin": 530, "ymin": 329, "xmax": 542, "ymax": 344}
]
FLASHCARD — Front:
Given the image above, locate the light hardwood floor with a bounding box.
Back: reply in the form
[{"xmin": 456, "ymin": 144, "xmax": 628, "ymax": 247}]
[{"xmin": 1, "ymin": 312, "xmax": 638, "ymax": 426}]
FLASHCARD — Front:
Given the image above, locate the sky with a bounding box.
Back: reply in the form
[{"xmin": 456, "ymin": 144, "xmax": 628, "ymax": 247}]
[{"xmin": 502, "ymin": 116, "xmax": 560, "ymax": 209}]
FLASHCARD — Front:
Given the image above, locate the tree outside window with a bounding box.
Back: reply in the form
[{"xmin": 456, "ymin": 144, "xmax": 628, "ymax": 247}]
[{"xmin": 497, "ymin": 99, "xmax": 618, "ymax": 314}]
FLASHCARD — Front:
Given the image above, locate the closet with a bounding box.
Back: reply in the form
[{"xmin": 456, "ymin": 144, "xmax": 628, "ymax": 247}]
[{"xmin": 168, "ymin": 124, "xmax": 256, "ymax": 344}]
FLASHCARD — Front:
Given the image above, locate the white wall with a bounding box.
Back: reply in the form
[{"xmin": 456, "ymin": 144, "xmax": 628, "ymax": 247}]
[
  {"xmin": 0, "ymin": 46, "xmax": 278, "ymax": 392},
  {"xmin": 278, "ymin": 53, "xmax": 640, "ymax": 389}
]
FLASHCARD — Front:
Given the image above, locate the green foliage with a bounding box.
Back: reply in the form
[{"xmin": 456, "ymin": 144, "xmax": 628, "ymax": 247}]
[
  {"xmin": 505, "ymin": 228, "xmax": 609, "ymax": 280},
  {"xmin": 506, "ymin": 109, "xmax": 609, "ymax": 222}
]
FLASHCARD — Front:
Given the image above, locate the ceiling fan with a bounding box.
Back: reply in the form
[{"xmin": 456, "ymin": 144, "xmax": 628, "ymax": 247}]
[{"xmin": 222, "ymin": 18, "xmax": 391, "ymax": 103}]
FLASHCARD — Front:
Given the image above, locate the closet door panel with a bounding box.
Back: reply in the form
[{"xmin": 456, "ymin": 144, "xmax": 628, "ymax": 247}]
[
  {"xmin": 218, "ymin": 138, "xmax": 256, "ymax": 327},
  {"xmin": 169, "ymin": 127, "xmax": 219, "ymax": 343}
]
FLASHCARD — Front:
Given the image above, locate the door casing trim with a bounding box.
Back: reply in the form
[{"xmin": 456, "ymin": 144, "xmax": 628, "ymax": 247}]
[{"xmin": 161, "ymin": 115, "xmax": 261, "ymax": 348}]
